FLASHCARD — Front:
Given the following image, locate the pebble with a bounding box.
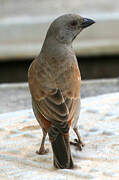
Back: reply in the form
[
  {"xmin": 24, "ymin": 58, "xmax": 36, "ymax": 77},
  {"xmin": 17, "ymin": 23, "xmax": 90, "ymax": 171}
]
[
  {"xmin": 10, "ymin": 130, "xmax": 21, "ymax": 134},
  {"xmin": 86, "ymin": 109, "xmax": 99, "ymax": 114},
  {"xmin": 89, "ymin": 128, "xmax": 99, "ymax": 132},
  {"xmin": 102, "ymin": 130, "xmax": 115, "ymax": 136},
  {"xmin": 103, "ymin": 171, "xmax": 118, "ymax": 177}
]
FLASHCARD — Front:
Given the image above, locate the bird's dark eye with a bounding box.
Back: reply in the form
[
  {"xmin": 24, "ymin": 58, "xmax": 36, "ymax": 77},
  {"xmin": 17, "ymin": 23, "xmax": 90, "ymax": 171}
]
[{"xmin": 70, "ymin": 20, "xmax": 78, "ymax": 26}]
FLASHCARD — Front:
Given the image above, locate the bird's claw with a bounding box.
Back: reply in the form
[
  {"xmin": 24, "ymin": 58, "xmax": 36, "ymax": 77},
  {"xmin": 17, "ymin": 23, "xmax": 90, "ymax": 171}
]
[
  {"xmin": 36, "ymin": 148, "xmax": 49, "ymax": 155},
  {"xmin": 70, "ymin": 138, "xmax": 84, "ymax": 151}
]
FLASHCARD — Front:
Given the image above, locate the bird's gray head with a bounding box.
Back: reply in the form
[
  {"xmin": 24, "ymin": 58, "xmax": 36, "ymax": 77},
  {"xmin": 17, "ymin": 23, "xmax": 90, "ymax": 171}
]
[{"xmin": 46, "ymin": 14, "xmax": 95, "ymax": 44}]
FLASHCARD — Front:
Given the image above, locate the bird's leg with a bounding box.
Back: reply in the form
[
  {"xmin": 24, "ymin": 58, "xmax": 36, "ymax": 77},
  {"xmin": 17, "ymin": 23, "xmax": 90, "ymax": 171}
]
[
  {"xmin": 70, "ymin": 127, "xmax": 84, "ymax": 151},
  {"xmin": 36, "ymin": 129, "xmax": 49, "ymax": 155}
]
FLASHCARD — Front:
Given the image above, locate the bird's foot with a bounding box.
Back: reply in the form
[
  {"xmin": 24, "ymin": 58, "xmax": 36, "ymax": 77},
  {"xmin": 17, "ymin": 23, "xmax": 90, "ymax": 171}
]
[
  {"xmin": 36, "ymin": 148, "xmax": 49, "ymax": 155},
  {"xmin": 70, "ymin": 139, "xmax": 84, "ymax": 151}
]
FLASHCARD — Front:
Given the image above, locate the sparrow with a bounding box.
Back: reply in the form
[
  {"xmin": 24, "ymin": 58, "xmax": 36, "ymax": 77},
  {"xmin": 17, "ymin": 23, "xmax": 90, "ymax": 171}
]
[{"xmin": 28, "ymin": 14, "xmax": 95, "ymax": 169}]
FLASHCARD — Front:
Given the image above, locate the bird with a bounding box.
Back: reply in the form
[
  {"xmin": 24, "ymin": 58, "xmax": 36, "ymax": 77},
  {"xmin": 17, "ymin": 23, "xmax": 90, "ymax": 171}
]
[{"xmin": 28, "ymin": 14, "xmax": 95, "ymax": 169}]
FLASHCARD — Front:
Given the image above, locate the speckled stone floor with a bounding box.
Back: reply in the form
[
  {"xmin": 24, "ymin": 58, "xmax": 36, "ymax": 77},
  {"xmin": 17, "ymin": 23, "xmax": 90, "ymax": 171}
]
[{"xmin": 0, "ymin": 93, "xmax": 119, "ymax": 179}]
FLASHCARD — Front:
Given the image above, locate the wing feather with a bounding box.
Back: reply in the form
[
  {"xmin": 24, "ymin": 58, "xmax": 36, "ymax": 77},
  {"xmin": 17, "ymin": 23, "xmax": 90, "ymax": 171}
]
[{"xmin": 33, "ymin": 89, "xmax": 71, "ymax": 122}]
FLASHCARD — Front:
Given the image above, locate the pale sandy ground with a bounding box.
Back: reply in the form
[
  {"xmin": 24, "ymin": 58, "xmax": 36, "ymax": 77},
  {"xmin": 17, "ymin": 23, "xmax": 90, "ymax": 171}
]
[{"xmin": 0, "ymin": 93, "xmax": 119, "ymax": 179}]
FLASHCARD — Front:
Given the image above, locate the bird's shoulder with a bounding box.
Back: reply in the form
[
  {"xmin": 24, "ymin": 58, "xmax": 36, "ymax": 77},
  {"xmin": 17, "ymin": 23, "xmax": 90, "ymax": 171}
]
[
  {"xmin": 28, "ymin": 57, "xmax": 81, "ymax": 101},
  {"xmin": 57, "ymin": 62, "xmax": 81, "ymax": 99}
]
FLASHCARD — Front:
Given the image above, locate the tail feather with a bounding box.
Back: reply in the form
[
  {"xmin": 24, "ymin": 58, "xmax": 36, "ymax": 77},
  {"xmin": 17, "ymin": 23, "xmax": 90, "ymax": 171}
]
[{"xmin": 49, "ymin": 125, "xmax": 73, "ymax": 169}]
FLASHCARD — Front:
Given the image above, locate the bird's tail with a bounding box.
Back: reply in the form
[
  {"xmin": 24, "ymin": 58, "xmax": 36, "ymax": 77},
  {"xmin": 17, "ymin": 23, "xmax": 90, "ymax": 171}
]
[{"xmin": 48, "ymin": 124, "xmax": 74, "ymax": 169}]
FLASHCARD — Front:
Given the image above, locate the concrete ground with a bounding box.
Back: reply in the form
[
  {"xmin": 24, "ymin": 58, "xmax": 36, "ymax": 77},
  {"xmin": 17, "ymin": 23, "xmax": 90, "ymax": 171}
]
[
  {"xmin": 1, "ymin": 92, "xmax": 119, "ymax": 179},
  {"xmin": 1, "ymin": 78, "xmax": 119, "ymax": 114}
]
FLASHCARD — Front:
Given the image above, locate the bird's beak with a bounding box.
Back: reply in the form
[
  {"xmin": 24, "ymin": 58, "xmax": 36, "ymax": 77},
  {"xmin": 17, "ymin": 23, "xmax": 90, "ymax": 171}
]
[{"xmin": 81, "ymin": 18, "xmax": 95, "ymax": 29}]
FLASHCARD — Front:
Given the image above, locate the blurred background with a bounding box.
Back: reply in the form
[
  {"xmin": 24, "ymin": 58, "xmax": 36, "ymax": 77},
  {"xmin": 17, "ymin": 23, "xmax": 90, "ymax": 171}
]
[{"xmin": 0, "ymin": 0, "xmax": 119, "ymax": 83}]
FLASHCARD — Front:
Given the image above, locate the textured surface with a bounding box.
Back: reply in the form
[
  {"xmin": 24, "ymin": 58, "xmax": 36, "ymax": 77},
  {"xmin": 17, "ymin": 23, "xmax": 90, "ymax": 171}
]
[{"xmin": 0, "ymin": 93, "xmax": 119, "ymax": 179}]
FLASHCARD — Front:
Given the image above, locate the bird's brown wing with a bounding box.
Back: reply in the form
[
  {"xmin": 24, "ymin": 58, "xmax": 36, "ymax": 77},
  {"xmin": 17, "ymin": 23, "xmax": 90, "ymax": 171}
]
[
  {"xmin": 32, "ymin": 89, "xmax": 75, "ymax": 169},
  {"xmin": 28, "ymin": 58, "xmax": 81, "ymax": 125}
]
